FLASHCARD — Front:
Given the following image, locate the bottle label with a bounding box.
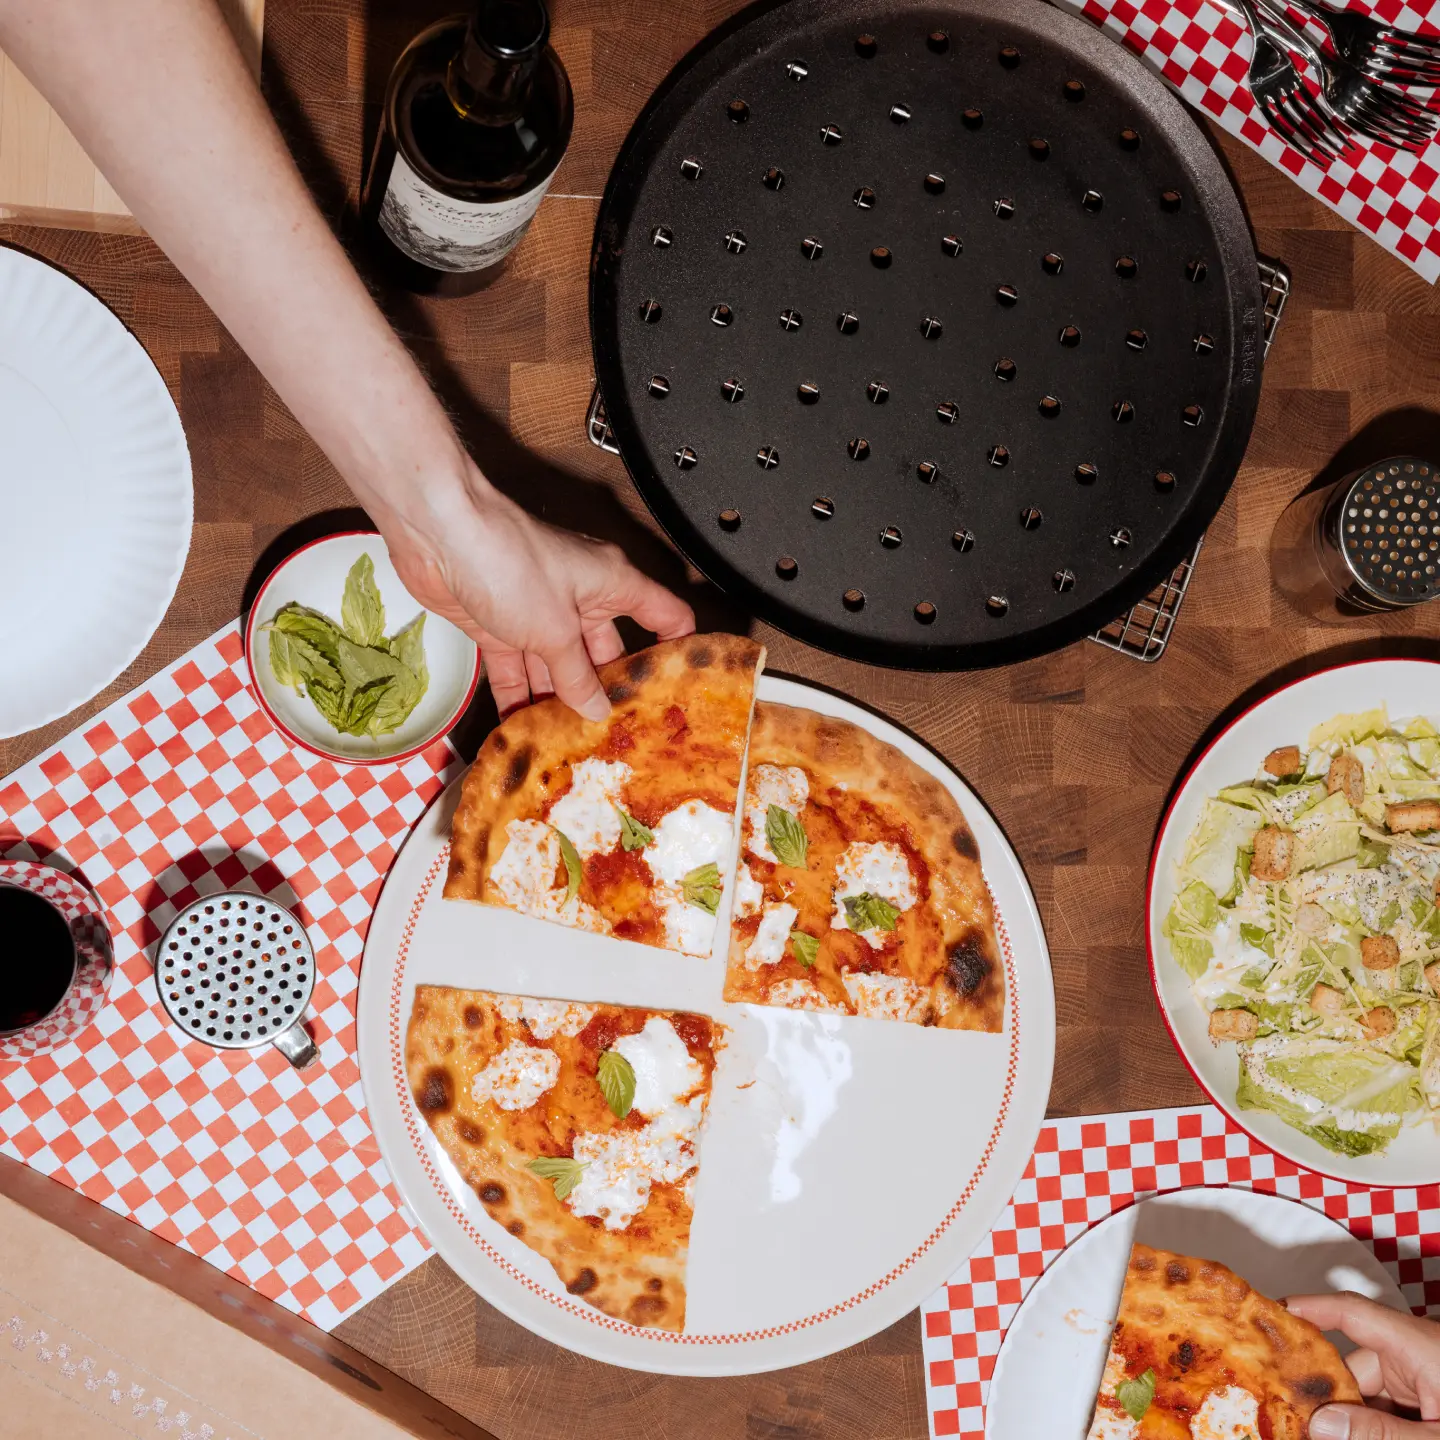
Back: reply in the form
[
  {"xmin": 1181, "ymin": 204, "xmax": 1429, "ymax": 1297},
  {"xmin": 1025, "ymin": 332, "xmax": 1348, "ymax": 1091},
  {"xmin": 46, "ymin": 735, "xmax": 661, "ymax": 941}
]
[{"xmin": 378, "ymin": 152, "xmax": 552, "ymax": 272}]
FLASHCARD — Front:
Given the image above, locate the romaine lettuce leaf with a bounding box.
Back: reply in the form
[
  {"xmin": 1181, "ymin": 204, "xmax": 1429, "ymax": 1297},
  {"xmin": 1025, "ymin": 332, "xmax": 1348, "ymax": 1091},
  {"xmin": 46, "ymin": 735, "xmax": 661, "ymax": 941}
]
[
  {"xmin": 1308, "ymin": 707, "xmax": 1389, "ymax": 749},
  {"xmin": 1182, "ymin": 801, "xmax": 1264, "ymax": 899}
]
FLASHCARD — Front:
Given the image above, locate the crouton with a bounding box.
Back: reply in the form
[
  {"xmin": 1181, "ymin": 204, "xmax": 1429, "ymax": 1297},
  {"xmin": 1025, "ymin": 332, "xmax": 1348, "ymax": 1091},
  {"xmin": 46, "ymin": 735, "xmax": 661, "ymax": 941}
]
[
  {"xmin": 1264, "ymin": 745, "xmax": 1302, "ymax": 778},
  {"xmin": 1296, "ymin": 903, "xmax": 1330, "ymax": 935},
  {"xmin": 1209, "ymin": 1008, "xmax": 1259, "ymax": 1044},
  {"xmin": 1361, "ymin": 934, "xmax": 1401, "ymax": 971},
  {"xmin": 1386, "ymin": 800, "xmax": 1440, "ymax": 834},
  {"xmin": 1252, "ymin": 825, "xmax": 1295, "ymax": 882},
  {"xmin": 1360, "ymin": 1006, "xmax": 1397, "ymax": 1040},
  {"xmin": 1426, "ymin": 960, "xmax": 1440, "ymax": 996},
  {"xmin": 1327, "ymin": 752, "xmax": 1365, "ymax": 807},
  {"xmin": 1310, "ymin": 982, "xmax": 1346, "ymax": 1016}
]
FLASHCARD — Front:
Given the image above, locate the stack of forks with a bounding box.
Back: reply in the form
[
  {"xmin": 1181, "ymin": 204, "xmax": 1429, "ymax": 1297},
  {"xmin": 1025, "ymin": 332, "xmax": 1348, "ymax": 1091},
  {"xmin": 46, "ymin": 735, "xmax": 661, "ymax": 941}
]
[{"xmin": 1230, "ymin": 0, "xmax": 1440, "ymax": 159}]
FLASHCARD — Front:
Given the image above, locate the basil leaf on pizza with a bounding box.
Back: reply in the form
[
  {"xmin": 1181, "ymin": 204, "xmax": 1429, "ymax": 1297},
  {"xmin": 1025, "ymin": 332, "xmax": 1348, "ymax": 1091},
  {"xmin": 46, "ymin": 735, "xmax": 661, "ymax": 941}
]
[
  {"xmin": 1116, "ymin": 1368, "xmax": 1155, "ymax": 1422},
  {"xmin": 682, "ymin": 863, "xmax": 723, "ymax": 914},
  {"xmin": 526, "ymin": 1155, "xmax": 590, "ymax": 1201},
  {"xmin": 790, "ymin": 931, "xmax": 819, "ymax": 968},
  {"xmin": 618, "ymin": 810, "xmax": 654, "ymax": 852},
  {"xmin": 554, "ymin": 828, "xmax": 582, "ymax": 907},
  {"xmin": 843, "ymin": 892, "xmax": 900, "ymax": 933},
  {"xmin": 766, "ymin": 805, "xmax": 808, "ymax": 868},
  {"xmin": 597, "ymin": 1049, "xmax": 637, "ymax": 1119}
]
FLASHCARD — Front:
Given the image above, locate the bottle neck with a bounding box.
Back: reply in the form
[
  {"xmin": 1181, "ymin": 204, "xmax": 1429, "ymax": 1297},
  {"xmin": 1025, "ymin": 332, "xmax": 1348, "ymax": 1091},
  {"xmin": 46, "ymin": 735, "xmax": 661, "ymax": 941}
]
[{"xmin": 448, "ymin": 4, "xmax": 546, "ymax": 121}]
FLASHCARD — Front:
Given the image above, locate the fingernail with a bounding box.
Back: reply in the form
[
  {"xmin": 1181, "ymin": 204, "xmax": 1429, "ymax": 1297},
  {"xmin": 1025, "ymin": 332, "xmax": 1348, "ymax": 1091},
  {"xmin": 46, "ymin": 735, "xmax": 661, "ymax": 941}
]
[
  {"xmin": 1308, "ymin": 1408, "xmax": 1350, "ymax": 1440},
  {"xmin": 579, "ymin": 692, "xmax": 611, "ymax": 723}
]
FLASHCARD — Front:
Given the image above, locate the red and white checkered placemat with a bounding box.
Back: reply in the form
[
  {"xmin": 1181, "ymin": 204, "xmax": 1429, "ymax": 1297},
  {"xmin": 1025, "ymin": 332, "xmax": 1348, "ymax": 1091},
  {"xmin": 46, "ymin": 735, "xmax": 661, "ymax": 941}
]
[
  {"xmin": 921, "ymin": 1103, "xmax": 1440, "ymax": 1439},
  {"xmin": 0, "ymin": 623, "xmax": 462, "ymax": 1330},
  {"xmin": 1057, "ymin": 0, "xmax": 1440, "ymax": 282}
]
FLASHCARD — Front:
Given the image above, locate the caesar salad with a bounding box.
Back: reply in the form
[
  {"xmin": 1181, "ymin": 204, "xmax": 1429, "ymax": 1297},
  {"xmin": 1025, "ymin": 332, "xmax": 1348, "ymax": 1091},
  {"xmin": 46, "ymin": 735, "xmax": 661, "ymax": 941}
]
[{"xmin": 1164, "ymin": 704, "xmax": 1440, "ymax": 1158}]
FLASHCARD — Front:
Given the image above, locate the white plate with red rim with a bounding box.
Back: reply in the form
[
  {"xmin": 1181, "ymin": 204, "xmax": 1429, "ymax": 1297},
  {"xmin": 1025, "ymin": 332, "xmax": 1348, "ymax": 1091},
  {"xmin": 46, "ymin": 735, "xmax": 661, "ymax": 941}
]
[
  {"xmin": 244, "ymin": 530, "xmax": 481, "ymax": 766},
  {"xmin": 1148, "ymin": 658, "xmax": 1440, "ymax": 1188},
  {"xmin": 986, "ymin": 1185, "xmax": 1405, "ymax": 1438},
  {"xmin": 357, "ymin": 675, "xmax": 1055, "ymax": 1374}
]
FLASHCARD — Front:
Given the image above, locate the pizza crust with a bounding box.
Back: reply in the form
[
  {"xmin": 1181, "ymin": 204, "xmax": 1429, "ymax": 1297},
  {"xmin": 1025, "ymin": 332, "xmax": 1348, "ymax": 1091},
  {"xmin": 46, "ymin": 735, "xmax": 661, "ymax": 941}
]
[{"xmin": 723, "ymin": 702, "xmax": 1005, "ymax": 1032}]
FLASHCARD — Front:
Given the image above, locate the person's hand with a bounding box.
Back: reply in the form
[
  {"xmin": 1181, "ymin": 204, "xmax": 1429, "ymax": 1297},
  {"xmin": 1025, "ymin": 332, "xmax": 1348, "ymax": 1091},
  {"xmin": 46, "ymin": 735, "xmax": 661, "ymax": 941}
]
[
  {"xmin": 376, "ymin": 465, "xmax": 695, "ymax": 721},
  {"xmin": 1285, "ymin": 1291, "xmax": 1440, "ymax": 1438}
]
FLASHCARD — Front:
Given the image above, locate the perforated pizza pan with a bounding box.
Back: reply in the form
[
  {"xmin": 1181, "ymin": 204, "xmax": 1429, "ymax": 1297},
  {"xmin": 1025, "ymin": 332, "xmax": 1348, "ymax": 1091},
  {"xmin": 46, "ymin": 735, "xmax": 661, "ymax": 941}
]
[{"xmin": 590, "ymin": 0, "xmax": 1263, "ymax": 669}]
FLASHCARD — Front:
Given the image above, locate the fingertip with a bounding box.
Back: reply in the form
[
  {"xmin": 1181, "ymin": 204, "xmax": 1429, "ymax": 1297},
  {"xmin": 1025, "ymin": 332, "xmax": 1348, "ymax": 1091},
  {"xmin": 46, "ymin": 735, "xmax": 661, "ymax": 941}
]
[{"xmin": 578, "ymin": 690, "xmax": 612, "ymax": 723}]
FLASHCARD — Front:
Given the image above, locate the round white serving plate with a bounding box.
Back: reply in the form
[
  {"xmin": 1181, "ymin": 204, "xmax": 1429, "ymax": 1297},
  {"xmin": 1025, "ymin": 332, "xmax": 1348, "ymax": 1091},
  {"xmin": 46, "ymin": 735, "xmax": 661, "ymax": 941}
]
[
  {"xmin": 358, "ymin": 674, "xmax": 1055, "ymax": 1374},
  {"xmin": 0, "ymin": 246, "xmax": 192, "ymax": 738},
  {"xmin": 1148, "ymin": 658, "xmax": 1440, "ymax": 1187},
  {"xmin": 244, "ymin": 530, "xmax": 481, "ymax": 766},
  {"xmin": 987, "ymin": 1185, "xmax": 1405, "ymax": 1439}
]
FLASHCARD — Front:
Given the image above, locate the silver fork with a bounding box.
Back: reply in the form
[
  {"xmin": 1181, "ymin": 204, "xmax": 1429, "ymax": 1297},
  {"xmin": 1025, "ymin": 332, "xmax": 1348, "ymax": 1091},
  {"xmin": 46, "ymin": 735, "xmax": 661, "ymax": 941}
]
[
  {"xmin": 1230, "ymin": 0, "xmax": 1352, "ymax": 161},
  {"xmin": 1254, "ymin": 0, "xmax": 1438, "ymax": 151},
  {"xmin": 1295, "ymin": 0, "xmax": 1440, "ymax": 90}
]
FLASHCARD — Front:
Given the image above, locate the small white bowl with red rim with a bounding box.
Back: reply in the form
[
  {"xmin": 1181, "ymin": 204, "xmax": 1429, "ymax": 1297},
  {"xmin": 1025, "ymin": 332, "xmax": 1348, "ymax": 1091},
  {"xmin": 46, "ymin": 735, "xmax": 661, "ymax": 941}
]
[
  {"xmin": 244, "ymin": 531, "xmax": 481, "ymax": 766},
  {"xmin": 1147, "ymin": 657, "xmax": 1440, "ymax": 1187}
]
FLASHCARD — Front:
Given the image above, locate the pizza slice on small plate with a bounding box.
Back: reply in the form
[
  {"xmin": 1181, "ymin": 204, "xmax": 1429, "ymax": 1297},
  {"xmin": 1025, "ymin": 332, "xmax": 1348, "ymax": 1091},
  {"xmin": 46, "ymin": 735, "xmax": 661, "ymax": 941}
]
[
  {"xmin": 406, "ymin": 986, "xmax": 726, "ymax": 1331},
  {"xmin": 723, "ymin": 702, "xmax": 1004, "ymax": 1030},
  {"xmin": 1087, "ymin": 1242, "xmax": 1361, "ymax": 1437},
  {"xmin": 445, "ymin": 634, "xmax": 764, "ymax": 956}
]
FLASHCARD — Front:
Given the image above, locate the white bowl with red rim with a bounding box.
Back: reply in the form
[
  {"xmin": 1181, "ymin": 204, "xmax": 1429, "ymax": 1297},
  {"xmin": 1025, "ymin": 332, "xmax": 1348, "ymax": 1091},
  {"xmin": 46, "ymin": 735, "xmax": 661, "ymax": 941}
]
[
  {"xmin": 244, "ymin": 531, "xmax": 480, "ymax": 766},
  {"xmin": 1147, "ymin": 657, "xmax": 1440, "ymax": 1187}
]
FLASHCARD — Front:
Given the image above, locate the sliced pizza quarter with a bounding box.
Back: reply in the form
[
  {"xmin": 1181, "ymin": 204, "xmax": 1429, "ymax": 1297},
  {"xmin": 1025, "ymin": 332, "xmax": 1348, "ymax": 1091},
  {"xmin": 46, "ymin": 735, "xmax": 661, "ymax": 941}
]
[
  {"xmin": 445, "ymin": 634, "xmax": 765, "ymax": 955},
  {"xmin": 1087, "ymin": 1242, "xmax": 1361, "ymax": 1438},
  {"xmin": 406, "ymin": 986, "xmax": 726, "ymax": 1332},
  {"xmin": 723, "ymin": 703, "xmax": 1004, "ymax": 1030}
]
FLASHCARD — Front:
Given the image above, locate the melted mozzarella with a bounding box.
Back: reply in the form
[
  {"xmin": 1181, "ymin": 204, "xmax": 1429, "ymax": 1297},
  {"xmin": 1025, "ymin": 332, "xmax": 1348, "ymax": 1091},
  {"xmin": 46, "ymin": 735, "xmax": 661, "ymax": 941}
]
[
  {"xmin": 746, "ymin": 902, "xmax": 798, "ymax": 968},
  {"xmin": 733, "ymin": 862, "xmax": 764, "ymax": 919},
  {"xmin": 611, "ymin": 1016, "xmax": 703, "ymax": 1117},
  {"xmin": 1190, "ymin": 1386, "xmax": 1259, "ymax": 1440},
  {"xmin": 488, "ymin": 820, "xmax": 609, "ymax": 932},
  {"xmin": 470, "ymin": 1040, "xmax": 560, "ymax": 1111},
  {"xmin": 843, "ymin": 971, "xmax": 928, "ymax": 1022},
  {"xmin": 657, "ymin": 891, "xmax": 719, "ymax": 956},
  {"xmin": 649, "ymin": 800, "xmax": 733, "ymax": 885},
  {"xmin": 495, "ymin": 995, "xmax": 595, "ymax": 1040},
  {"xmin": 830, "ymin": 840, "xmax": 917, "ymax": 947},
  {"xmin": 767, "ymin": 977, "xmax": 845, "ymax": 1012},
  {"xmin": 545, "ymin": 758, "xmax": 631, "ymax": 858},
  {"xmin": 745, "ymin": 764, "xmax": 809, "ymax": 862},
  {"xmin": 566, "ymin": 1094, "xmax": 706, "ymax": 1230}
]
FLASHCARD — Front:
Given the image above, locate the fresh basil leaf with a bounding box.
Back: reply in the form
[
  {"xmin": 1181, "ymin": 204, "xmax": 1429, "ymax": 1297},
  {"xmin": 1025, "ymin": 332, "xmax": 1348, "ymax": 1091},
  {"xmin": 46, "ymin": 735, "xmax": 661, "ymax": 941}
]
[
  {"xmin": 388, "ymin": 613, "xmax": 429, "ymax": 694},
  {"xmin": 334, "ymin": 636, "xmax": 422, "ymax": 737},
  {"xmin": 1116, "ymin": 1368, "xmax": 1155, "ymax": 1423},
  {"xmin": 267, "ymin": 629, "xmax": 305, "ymax": 695},
  {"xmin": 554, "ymin": 829, "xmax": 582, "ymax": 907},
  {"xmin": 267, "ymin": 603, "xmax": 342, "ymax": 665},
  {"xmin": 597, "ymin": 1049, "xmax": 637, "ymax": 1119},
  {"xmin": 306, "ymin": 679, "xmax": 347, "ymax": 730},
  {"xmin": 766, "ymin": 805, "xmax": 809, "ymax": 868},
  {"xmin": 341, "ymin": 552, "xmax": 386, "ymax": 647},
  {"xmin": 843, "ymin": 892, "xmax": 900, "ymax": 933},
  {"xmin": 344, "ymin": 677, "xmax": 391, "ymax": 736},
  {"xmin": 526, "ymin": 1155, "xmax": 589, "ymax": 1201},
  {"xmin": 682, "ymin": 862, "xmax": 723, "ymax": 914},
  {"xmin": 790, "ymin": 931, "xmax": 819, "ymax": 968},
  {"xmin": 619, "ymin": 810, "xmax": 655, "ymax": 852}
]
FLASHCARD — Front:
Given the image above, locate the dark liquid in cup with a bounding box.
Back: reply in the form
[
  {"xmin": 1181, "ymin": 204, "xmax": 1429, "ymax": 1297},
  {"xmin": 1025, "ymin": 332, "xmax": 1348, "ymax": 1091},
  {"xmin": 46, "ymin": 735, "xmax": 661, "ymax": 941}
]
[{"xmin": 0, "ymin": 886, "xmax": 75, "ymax": 1033}]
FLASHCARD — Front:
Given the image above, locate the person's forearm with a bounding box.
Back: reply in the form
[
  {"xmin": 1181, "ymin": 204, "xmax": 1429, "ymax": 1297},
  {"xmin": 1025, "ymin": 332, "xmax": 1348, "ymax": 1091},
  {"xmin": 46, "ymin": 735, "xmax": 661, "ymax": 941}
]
[{"xmin": 0, "ymin": 0, "xmax": 474, "ymax": 531}]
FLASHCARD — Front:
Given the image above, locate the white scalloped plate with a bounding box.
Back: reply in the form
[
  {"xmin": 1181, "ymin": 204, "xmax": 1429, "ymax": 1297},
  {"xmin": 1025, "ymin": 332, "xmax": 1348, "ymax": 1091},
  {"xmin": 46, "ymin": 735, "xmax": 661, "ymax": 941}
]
[
  {"xmin": 359, "ymin": 676, "xmax": 1055, "ymax": 1374},
  {"xmin": 0, "ymin": 247, "xmax": 192, "ymax": 738}
]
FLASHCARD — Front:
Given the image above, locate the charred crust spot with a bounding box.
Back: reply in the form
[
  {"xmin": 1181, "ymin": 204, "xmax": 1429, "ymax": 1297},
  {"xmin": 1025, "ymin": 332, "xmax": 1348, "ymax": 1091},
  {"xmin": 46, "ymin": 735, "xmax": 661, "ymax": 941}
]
[
  {"xmin": 1165, "ymin": 1260, "xmax": 1191, "ymax": 1284},
  {"xmin": 686, "ymin": 641, "xmax": 715, "ymax": 669},
  {"xmin": 1172, "ymin": 1340, "xmax": 1194, "ymax": 1369},
  {"xmin": 647, "ymin": 1277, "xmax": 663, "ymax": 1292},
  {"xmin": 1294, "ymin": 1374, "xmax": 1334, "ymax": 1402},
  {"xmin": 946, "ymin": 936, "xmax": 992, "ymax": 997},
  {"xmin": 627, "ymin": 651, "xmax": 654, "ymax": 682},
  {"xmin": 502, "ymin": 745, "xmax": 534, "ymax": 794},
  {"xmin": 567, "ymin": 1267, "xmax": 599, "ymax": 1295},
  {"xmin": 723, "ymin": 641, "xmax": 753, "ymax": 671},
  {"xmin": 457, "ymin": 1119, "xmax": 484, "ymax": 1145},
  {"xmin": 1133, "ymin": 1255, "xmax": 1156, "ymax": 1273},
  {"xmin": 508, "ymin": 1220, "xmax": 525, "ymax": 1237},
  {"xmin": 629, "ymin": 1295, "xmax": 668, "ymax": 1320},
  {"xmin": 462, "ymin": 1005, "xmax": 482, "ymax": 1029},
  {"xmin": 479, "ymin": 1182, "xmax": 506, "ymax": 1204},
  {"xmin": 606, "ymin": 681, "xmax": 634, "ymax": 704},
  {"xmin": 417, "ymin": 1067, "xmax": 453, "ymax": 1113},
  {"xmin": 492, "ymin": 731, "xmax": 509, "ymax": 753},
  {"xmin": 952, "ymin": 826, "xmax": 980, "ymax": 862}
]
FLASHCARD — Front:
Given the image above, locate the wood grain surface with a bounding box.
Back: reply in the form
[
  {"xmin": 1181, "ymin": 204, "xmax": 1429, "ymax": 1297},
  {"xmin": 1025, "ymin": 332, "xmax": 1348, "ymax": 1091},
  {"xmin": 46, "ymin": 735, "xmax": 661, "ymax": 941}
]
[{"xmin": 5, "ymin": 1, "xmax": 1440, "ymax": 1436}]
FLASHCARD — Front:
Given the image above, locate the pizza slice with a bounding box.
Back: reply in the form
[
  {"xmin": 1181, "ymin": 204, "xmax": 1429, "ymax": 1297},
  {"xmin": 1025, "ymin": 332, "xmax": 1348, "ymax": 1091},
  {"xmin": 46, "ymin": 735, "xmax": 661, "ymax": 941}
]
[
  {"xmin": 446, "ymin": 634, "xmax": 765, "ymax": 956},
  {"xmin": 406, "ymin": 986, "xmax": 726, "ymax": 1331},
  {"xmin": 1087, "ymin": 1243, "xmax": 1361, "ymax": 1438},
  {"xmin": 722, "ymin": 703, "xmax": 1004, "ymax": 1030}
]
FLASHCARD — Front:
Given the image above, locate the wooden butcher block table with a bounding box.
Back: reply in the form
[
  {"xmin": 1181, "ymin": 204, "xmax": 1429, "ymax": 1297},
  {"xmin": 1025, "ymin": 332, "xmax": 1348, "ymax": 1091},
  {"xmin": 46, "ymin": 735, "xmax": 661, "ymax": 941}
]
[{"xmin": 5, "ymin": 1, "xmax": 1440, "ymax": 1436}]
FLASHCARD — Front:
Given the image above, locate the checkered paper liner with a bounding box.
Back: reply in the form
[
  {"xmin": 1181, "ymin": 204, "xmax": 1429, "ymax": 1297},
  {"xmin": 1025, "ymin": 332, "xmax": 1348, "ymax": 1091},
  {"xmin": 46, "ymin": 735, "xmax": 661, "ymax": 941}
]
[
  {"xmin": 921, "ymin": 1103, "xmax": 1440, "ymax": 1439},
  {"xmin": 1055, "ymin": 0, "xmax": 1440, "ymax": 283},
  {"xmin": 0, "ymin": 623, "xmax": 462, "ymax": 1331}
]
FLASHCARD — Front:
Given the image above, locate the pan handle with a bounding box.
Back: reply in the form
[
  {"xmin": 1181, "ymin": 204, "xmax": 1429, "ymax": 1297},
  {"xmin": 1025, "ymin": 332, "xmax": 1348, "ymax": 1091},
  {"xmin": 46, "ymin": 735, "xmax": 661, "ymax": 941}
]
[{"xmin": 586, "ymin": 385, "xmax": 620, "ymax": 454}]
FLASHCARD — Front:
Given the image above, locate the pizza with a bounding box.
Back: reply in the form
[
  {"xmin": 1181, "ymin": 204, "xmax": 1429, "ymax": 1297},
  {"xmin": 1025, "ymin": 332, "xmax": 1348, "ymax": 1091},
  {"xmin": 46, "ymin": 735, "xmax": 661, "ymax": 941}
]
[
  {"xmin": 722, "ymin": 703, "xmax": 1004, "ymax": 1030},
  {"xmin": 1086, "ymin": 1243, "xmax": 1362, "ymax": 1438},
  {"xmin": 445, "ymin": 634, "xmax": 764, "ymax": 956},
  {"xmin": 406, "ymin": 985, "xmax": 726, "ymax": 1331}
]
